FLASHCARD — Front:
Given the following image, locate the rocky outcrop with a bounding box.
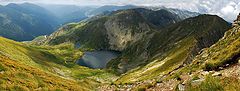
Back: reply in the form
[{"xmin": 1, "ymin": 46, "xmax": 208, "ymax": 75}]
[
  {"xmin": 233, "ymin": 13, "xmax": 240, "ymax": 27},
  {"xmin": 104, "ymin": 10, "xmax": 152, "ymax": 51}
]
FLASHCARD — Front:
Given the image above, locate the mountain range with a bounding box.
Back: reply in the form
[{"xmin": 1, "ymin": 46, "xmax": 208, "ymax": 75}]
[
  {"xmin": 0, "ymin": 2, "xmax": 239, "ymax": 91},
  {"xmin": 0, "ymin": 3, "xmax": 143, "ymax": 41},
  {"xmin": 0, "ymin": 3, "xmax": 58, "ymax": 41}
]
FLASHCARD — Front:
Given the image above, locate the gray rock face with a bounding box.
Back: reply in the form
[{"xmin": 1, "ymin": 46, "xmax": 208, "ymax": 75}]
[{"xmin": 105, "ymin": 20, "xmax": 151, "ymax": 51}]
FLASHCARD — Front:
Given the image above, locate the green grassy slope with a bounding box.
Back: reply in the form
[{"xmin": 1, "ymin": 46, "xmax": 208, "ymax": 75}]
[
  {"xmin": 99, "ymin": 16, "xmax": 239, "ymax": 91},
  {"xmin": 173, "ymin": 25, "xmax": 240, "ymax": 76},
  {"xmin": 170, "ymin": 24, "xmax": 240, "ymax": 91},
  {"xmin": 0, "ymin": 37, "xmax": 115, "ymax": 90},
  {"xmin": 0, "ymin": 55, "xmax": 91, "ymax": 91}
]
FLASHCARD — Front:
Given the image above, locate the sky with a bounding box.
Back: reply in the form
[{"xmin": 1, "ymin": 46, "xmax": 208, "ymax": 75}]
[{"xmin": 0, "ymin": 0, "xmax": 240, "ymax": 22}]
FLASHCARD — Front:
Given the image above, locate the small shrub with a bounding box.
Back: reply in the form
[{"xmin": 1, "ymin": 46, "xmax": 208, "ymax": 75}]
[
  {"xmin": 200, "ymin": 76, "xmax": 223, "ymax": 91},
  {"xmin": 11, "ymin": 85, "xmax": 29, "ymax": 91},
  {"xmin": 192, "ymin": 75, "xmax": 200, "ymax": 81},
  {"xmin": 136, "ymin": 87, "xmax": 146, "ymax": 91},
  {"xmin": 0, "ymin": 79, "xmax": 5, "ymax": 84},
  {"xmin": 156, "ymin": 80, "xmax": 162, "ymax": 83},
  {"xmin": 174, "ymin": 73, "xmax": 181, "ymax": 81},
  {"xmin": 0, "ymin": 64, "xmax": 6, "ymax": 71},
  {"xmin": 203, "ymin": 62, "xmax": 216, "ymax": 71},
  {"xmin": 133, "ymin": 84, "xmax": 153, "ymax": 91}
]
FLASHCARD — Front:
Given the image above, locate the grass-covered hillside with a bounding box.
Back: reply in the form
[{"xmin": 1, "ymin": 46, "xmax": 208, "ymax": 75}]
[
  {"xmin": 98, "ymin": 15, "xmax": 239, "ymax": 91},
  {"xmin": 166, "ymin": 22, "xmax": 240, "ymax": 91},
  {"xmin": 0, "ymin": 37, "xmax": 116, "ymax": 90},
  {"xmin": 108, "ymin": 14, "xmax": 230, "ymax": 75}
]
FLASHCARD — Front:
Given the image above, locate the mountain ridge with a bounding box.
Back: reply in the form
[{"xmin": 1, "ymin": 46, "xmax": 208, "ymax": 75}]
[
  {"xmin": 107, "ymin": 14, "xmax": 230, "ymax": 74},
  {"xmin": 38, "ymin": 8, "xmax": 230, "ymax": 75},
  {"xmin": 0, "ymin": 3, "xmax": 58, "ymax": 41},
  {"xmin": 42, "ymin": 8, "xmax": 198, "ymax": 49},
  {"xmin": 0, "ymin": 4, "xmax": 238, "ymax": 91}
]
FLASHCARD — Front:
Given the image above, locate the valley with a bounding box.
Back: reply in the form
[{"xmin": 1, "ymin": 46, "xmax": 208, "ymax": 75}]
[{"xmin": 0, "ymin": 2, "xmax": 239, "ymax": 91}]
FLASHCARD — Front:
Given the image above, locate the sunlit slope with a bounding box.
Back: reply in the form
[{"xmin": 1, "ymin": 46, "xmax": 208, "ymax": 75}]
[
  {"xmin": 0, "ymin": 55, "xmax": 91, "ymax": 90},
  {"xmin": 166, "ymin": 22, "xmax": 240, "ymax": 91},
  {"xmin": 0, "ymin": 37, "xmax": 113, "ymax": 90}
]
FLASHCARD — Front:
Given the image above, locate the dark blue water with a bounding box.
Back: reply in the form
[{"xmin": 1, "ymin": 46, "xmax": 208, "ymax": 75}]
[{"xmin": 77, "ymin": 51, "xmax": 119, "ymax": 69}]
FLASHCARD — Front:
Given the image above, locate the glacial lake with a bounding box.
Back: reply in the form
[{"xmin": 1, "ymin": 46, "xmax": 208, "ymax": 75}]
[{"xmin": 76, "ymin": 51, "xmax": 120, "ymax": 69}]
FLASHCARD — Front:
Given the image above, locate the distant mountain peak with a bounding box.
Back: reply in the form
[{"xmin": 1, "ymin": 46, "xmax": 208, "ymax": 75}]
[{"xmin": 5, "ymin": 3, "xmax": 19, "ymax": 7}]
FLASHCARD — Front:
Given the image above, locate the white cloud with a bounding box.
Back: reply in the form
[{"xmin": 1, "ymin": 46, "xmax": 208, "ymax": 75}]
[{"xmin": 154, "ymin": 0, "xmax": 240, "ymax": 22}]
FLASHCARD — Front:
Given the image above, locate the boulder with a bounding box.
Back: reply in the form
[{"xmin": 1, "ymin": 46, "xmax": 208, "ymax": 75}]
[
  {"xmin": 192, "ymin": 78, "xmax": 205, "ymax": 86},
  {"xmin": 178, "ymin": 84, "xmax": 185, "ymax": 91},
  {"xmin": 212, "ymin": 72, "xmax": 222, "ymax": 76},
  {"xmin": 201, "ymin": 71, "xmax": 209, "ymax": 76}
]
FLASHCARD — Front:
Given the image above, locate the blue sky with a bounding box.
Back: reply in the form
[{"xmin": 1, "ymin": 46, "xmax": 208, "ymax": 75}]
[{"xmin": 0, "ymin": 0, "xmax": 240, "ymax": 22}]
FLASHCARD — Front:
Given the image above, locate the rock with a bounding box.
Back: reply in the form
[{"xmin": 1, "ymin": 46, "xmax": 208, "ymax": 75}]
[
  {"xmin": 156, "ymin": 83, "xmax": 161, "ymax": 86},
  {"xmin": 182, "ymin": 80, "xmax": 188, "ymax": 85},
  {"xmin": 192, "ymin": 78, "xmax": 205, "ymax": 85},
  {"xmin": 178, "ymin": 84, "xmax": 185, "ymax": 91},
  {"xmin": 219, "ymin": 67, "xmax": 224, "ymax": 70},
  {"xmin": 212, "ymin": 72, "xmax": 222, "ymax": 76},
  {"xmin": 232, "ymin": 13, "xmax": 240, "ymax": 26},
  {"xmin": 0, "ymin": 71, "xmax": 4, "ymax": 74},
  {"xmin": 209, "ymin": 71, "xmax": 214, "ymax": 73},
  {"xmin": 201, "ymin": 71, "xmax": 209, "ymax": 76},
  {"xmin": 225, "ymin": 64, "xmax": 230, "ymax": 67},
  {"xmin": 202, "ymin": 53, "xmax": 209, "ymax": 58}
]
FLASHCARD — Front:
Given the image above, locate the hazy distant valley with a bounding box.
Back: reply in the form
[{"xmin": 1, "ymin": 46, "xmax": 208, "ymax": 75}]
[{"xmin": 0, "ymin": 2, "xmax": 239, "ymax": 91}]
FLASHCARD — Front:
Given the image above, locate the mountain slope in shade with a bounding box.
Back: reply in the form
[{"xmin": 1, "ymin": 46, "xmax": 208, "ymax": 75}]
[
  {"xmin": 40, "ymin": 5, "xmax": 139, "ymax": 24},
  {"xmin": 86, "ymin": 5, "xmax": 138, "ymax": 17},
  {"xmin": 0, "ymin": 3, "xmax": 58, "ymax": 41},
  {"xmin": 39, "ymin": 4, "xmax": 96, "ymax": 24}
]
